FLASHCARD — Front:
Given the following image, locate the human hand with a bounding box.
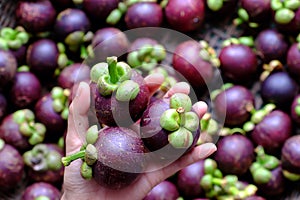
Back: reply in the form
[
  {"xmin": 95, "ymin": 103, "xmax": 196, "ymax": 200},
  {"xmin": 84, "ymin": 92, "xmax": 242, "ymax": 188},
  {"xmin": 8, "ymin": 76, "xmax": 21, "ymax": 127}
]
[{"xmin": 61, "ymin": 73, "xmax": 217, "ymax": 200}]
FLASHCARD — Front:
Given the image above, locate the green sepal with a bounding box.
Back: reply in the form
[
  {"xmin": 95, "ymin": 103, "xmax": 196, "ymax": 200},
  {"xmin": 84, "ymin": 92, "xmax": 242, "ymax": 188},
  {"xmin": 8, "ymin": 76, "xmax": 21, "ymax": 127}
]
[
  {"xmin": 168, "ymin": 127, "xmax": 193, "ymax": 149},
  {"xmin": 115, "ymin": 80, "xmax": 140, "ymax": 101},
  {"xmin": 160, "ymin": 109, "xmax": 180, "ymax": 131},
  {"xmin": 81, "ymin": 161, "xmax": 93, "ymax": 180}
]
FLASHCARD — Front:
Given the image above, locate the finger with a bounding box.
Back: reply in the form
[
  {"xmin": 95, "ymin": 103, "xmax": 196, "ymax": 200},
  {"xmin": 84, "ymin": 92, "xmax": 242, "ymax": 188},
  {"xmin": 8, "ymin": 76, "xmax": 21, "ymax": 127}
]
[
  {"xmin": 66, "ymin": 82, "xmax": 91, "ymax": 154},
  {"xmin": 192, "ymin": 101, "xmax": 208, "ymax": 119},
  {"xmin": 144, "ymin": 73, "xmax": 165, "ymax": 96},
  {"xmin": 164, "ymin": 82, "xmax": 190, "ymax": 98},
  {"xmin": 141, "ymin": 143, "xmax": 217, "ymax": 188}
]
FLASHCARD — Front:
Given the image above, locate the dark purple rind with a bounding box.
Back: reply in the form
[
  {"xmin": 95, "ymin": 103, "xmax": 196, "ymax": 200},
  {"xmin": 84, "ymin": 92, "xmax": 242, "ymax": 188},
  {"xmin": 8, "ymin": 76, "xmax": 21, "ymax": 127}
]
[
  {"xmin": 281, "ymin": 135, "xmax": 300, "ymax": 174},
  {"xmin": 176, "ymin": 160, "xmax": 205, "ymax": 198},
  {"xmin": 261, "ymin": 72, "xmax": 299, "ymax": 109},
  {"xmin": 255, "ymin": 29, "xmax": 288, "ymax": 63},
  {"xmin": 0, "ymin": 143, "xmax": 24, "ymax": 190},
  {"xmin": 144, "ymin": 180, "xmax": 180, "ymax": 200},
  {"xmin": 54, "ymin": 8, "xmax": 90, "ymax": 40},
  {"xmin": 165, "ymin": 0, "xmax": 205, "ymax": 32},
  {"xmin": 172, "ymin": 40, "xmax": 214, "ymax": 93},
  {"xmin": 0, "ymin": 114, "xmax": 31, "ymax": 151},
  {"xmin": 21, "ymin": 182, "xmax": 61, "ymax": 200},
  {"xmin": 35, "ymin": 94, "xmax": 66, "ymax": 143},
  {"xmin": 213, "ymin": 85, "xmax": 255, "ymax": 126},
  {"xmin": 219, "ymin": 44, "xmax": 258, "ymax": 84},
  {"xmin": 57, "ymin": 63, "xmax": 90, "ymax": 89},
  {"xmin": 125, "ymin": 2, "xmax": 163, "ymax": 29},
  {"xmin": 92, "ymin": 127, "xmax": 145, "ymax": 190},
  {"xmin": 214, "ymin": 134, "xmax": 254, "ymax": 175},
  {"xmin": 16, "ymin": 0, "xmax": 57, "ymax": 33},
  {"xmin": 26, "ymin": 39, "xmax": 59, "ymax": 77},
  {"xmin": 0, "ymin": 49, "xmax": 17, "ymax": 89},
  {"xmin": 251, "ymin": 110, "xmax": 292, "ymax": 154},
  {"xmin": 10, "ymin": 71, "xmax": 42, "ymax": 109}
]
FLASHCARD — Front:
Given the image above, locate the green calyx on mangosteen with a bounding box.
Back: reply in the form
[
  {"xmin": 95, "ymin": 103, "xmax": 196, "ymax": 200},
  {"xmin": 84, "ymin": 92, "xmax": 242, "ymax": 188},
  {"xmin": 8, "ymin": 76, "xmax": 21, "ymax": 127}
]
[
  {"xmin": 91, "ymin": 56, "xmax": 140, "ymax": 101},
  {"xmin": 12, "ymin": 109, "xmax": 46, "ymax": 145},
  {"xmin": 160, "ymin": 93, "xmax": 200, "ymax": 149},
  {"xmin": 50, "ymin": 86, "xmax": 70, "ymax": 120},
  {"xmin": 23, "ymin": 143, "xmax": 62, "ymax": 172}
]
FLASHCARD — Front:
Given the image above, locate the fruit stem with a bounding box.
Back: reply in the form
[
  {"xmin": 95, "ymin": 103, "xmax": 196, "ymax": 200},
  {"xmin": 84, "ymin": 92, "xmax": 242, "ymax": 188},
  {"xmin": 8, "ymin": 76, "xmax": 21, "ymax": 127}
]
[
  {"xmin": 61, "ymin": 150, "xmax": 85, "ymax": 166},
  {"xmin": 177, "ymin": 107, "xmax": 185, "ymax": 126},
  {"xmin": 107, "ymin": 56, "xmax": 119, "ymax": 84}
]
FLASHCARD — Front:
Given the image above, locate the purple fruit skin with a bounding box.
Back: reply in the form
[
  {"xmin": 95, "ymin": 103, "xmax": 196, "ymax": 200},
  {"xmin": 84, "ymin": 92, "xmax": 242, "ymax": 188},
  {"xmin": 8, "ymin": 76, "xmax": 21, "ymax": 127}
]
[
  {"xmin": 83, "ymin": 0, "xmax": 119, "ymax": 22},
  {"xmin": 26, "ymin": 39, "xmax": 59, "ymax": 76},
  {"xmin": 27, "ymin": 144, "xmax": 64, "ymax": 184},
  {"xmin": 240, "ymin": 0, "xmax": 271, "ymax": 23},
  {"xmin": 91, "ymin": 27, "xmax": 129, "ymax": 62},
  {"xmin": 35, "ymin": 94, "xmax": 66, "ymax": 142},
  {"xmin": 92, "ymin": 127, "xmax": 145, "ymax": 190},
  {"xmin": 214, "ymin": 85, "xmax": 255, "ymax": 126},
  {"xmin": 21, "ymin": 182, "xmax": 61, "ymax": 200},
  {"xmin": 255, "ymin": 29, "xmax": 288, "ymax": 62},
  {"xmin": 140, "ymin": 99, "xmax": 200, "ymax": 159},
  {"xmin": 0, "ymin": 93, "xmax": 7, "ymax": 122},
  {"xmin": 0, "ymin": 143, "xmax": 24, "ymax": 190},
  {"xmin": 214, "ymin": 134, "xmax": 254, "ymax": 175},
  {"xmin": 219, "ymin": 44, "xmax": 258, "ymax": 83},
  {"xmin": 256, "ymin": 166, "xmax": 286, "ymax": 196},
  {"xmin": 54, "ymin": 8, "xmax": 90, "ymax": 40},
  {"xmin": 176, "ymin": 160, "xmax": 205, "ymax": 198},
  {"xmin": 172, "ymin": 40, "xmax": 214, "ymax": 92},
  {"xmin": 165, "ymin": 0, "xmax": 205, "ymax": 32},
  {"xmin": 144, "ymin": 180, "xmax": 180, "ymax": 200},
  {"xmin": 287, "ymin": 43, "xmax": 300, "ymax": 79},
  {"xmin": 16, "ymin": 0, "xmax": 57, "ymax": 33},
  {"xmin": 261, "ymin": 72, "xmax": 299, "ymax": 108},
  {"xmin": 251, "ymin": 110, "xmax": 292, "ymax": 154},
  {"xmin": 92, "ymin": 70, "xmax": 150, "ymax": 127},
  {"xmin": 291, "ymin": 94, "xmax": 300, "ymax": 125},
  {"xmin": 0, "ymin": 114, "xmax": 31, "ymax": 151},
  {"xmin": 281, "ymin": 135, "xmax": 300, "ymax": 174},
  {"xmin": 10, "ymin": 71, "xmax": 42, "ymax": 109},
  {"xmin": 125, "ymin": 2, "xmax": 163, "ymax": 29},
  {"xmin": 0, "ymin": 49, "xmax": 17, "ymax": 88},
  {"xmin": 57, "ymin": 63, "xmax": 90, "ymax": 89}
]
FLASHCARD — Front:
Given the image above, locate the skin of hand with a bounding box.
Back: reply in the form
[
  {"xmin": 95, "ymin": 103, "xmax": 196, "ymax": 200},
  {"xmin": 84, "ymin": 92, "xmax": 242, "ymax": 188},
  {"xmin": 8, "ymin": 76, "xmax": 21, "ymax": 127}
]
[{"xmin": 61, "ymin": 73, "xmax": 217, "ymax": 200}]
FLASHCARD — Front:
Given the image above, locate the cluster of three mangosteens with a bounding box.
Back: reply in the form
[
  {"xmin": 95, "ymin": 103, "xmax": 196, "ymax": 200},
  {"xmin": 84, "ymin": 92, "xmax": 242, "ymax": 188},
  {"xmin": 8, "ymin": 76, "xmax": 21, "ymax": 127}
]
[{"xmin": 62, "ymin": 56, "xmax": 201, "ymax": 190}]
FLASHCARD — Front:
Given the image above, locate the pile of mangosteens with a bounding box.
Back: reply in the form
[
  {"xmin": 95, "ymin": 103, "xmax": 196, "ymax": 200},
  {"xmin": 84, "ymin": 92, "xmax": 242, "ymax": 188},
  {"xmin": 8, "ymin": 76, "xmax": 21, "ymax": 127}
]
[{"xmin": 2, "ymin": 0, "xmax": 300, "ymax": 199}]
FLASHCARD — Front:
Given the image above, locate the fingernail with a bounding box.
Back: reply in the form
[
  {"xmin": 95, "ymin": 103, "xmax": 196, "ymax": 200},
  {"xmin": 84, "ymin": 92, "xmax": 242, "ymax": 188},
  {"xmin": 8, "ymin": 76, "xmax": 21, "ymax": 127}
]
[
  {"xmin": 200, "ymin": 143, "xmax": 217, "ymax": 159},
  {"xmin": 75, "ymin": 82, "xmax": 84, "ymax": 98}
]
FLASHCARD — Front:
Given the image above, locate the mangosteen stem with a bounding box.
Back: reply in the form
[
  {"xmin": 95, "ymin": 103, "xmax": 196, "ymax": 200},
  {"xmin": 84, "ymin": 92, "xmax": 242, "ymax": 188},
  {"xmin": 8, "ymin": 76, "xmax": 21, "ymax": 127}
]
[
  {"xmin": 61, "ymin": 150, "xmax": 86, "ymax": 166},
  {"xmin": 107, "ymin": 56, "xmax": 119, "ymax": 84},
  {"xmin": 177, "ymin": 107, "xmax": 185, "ymax": 126}
]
